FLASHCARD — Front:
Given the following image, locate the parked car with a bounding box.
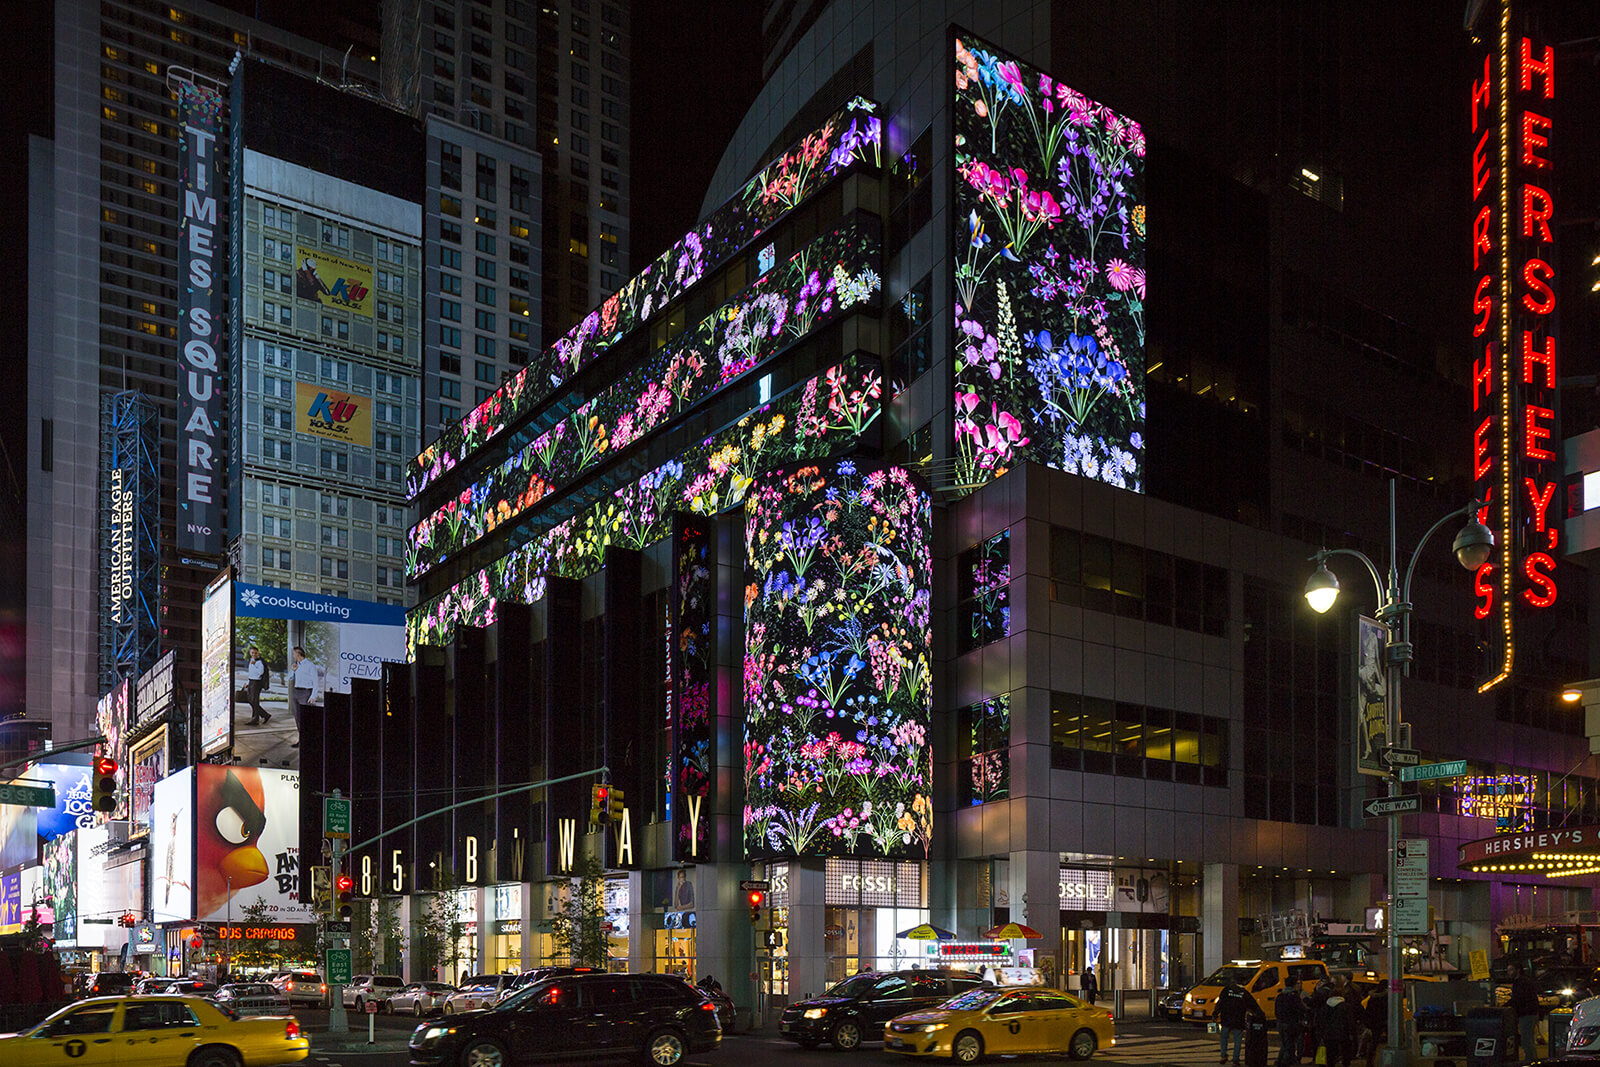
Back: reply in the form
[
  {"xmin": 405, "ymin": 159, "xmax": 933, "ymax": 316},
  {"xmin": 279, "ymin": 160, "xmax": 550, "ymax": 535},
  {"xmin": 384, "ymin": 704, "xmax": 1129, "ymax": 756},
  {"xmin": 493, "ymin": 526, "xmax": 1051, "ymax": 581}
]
[
  {"xmin": 215, "ymin": 982, "xmax": 291, "ymax": 1014},
  {"xmin": 1159, "ymin": 988, "xmax": 1187, "ymax": 1020},
  {"xmin": 779, "ymin": 969, "xmax": 988, "ymax": 1050},
  {"xmin": 389, "ymin": 982, "xmax": 457, "ymax": 1017},
  {"xmin": 273, "ymin": 971, "xmax": 328, "ymax": 1007},
  {"xmin": 82, "ymin": 971, "xmax": 135, "ymax": 998},
  {"xmin": 157, "ymin": 978, "xmax": 218, "ymax": 997},
  {"xmin": 883, "ymin": 986, "xmax": 1114, "ymax": 1062},
  {"xmin": 343, "ymin": 974, "xmax": 405, "ymax": 1013},
  {"xmin": 442, "ymin": 974, "xmax": 520, "ymax": 1014},
  {"xmin": 409, "ymin": 972, "xmax": 720, "ymax": 1067},
  {"xmin": 1182, "ymin": 960, "xmax": 1329, "ymax": 1025},
  {"xmin": 0, "ymin": 995, "xmax": 308, "ymax": 1067}
]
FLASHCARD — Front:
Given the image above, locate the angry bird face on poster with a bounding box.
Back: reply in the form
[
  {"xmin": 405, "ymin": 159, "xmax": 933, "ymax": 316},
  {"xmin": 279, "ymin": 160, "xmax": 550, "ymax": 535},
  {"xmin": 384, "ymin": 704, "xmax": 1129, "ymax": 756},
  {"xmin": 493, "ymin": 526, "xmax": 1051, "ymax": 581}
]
[{"xmin": 196, "ymin": 767, "xmax": 269, "ymax": 918}]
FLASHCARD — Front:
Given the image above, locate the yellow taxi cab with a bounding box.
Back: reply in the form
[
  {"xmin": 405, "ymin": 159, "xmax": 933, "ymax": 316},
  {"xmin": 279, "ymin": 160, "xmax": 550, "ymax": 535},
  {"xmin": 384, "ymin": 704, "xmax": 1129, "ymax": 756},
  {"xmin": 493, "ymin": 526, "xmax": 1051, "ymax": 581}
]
[
  {"xmin": 0, "ymin": 995, "xmax": 309, "ymax": 1067},
  {"xmin": 883, "ymin": 985, "xmax": 1114, "ymax": 1062},
  {"xmin": 1182, "ymin": 959, "xmax": 1329, "ymax": 1025}
]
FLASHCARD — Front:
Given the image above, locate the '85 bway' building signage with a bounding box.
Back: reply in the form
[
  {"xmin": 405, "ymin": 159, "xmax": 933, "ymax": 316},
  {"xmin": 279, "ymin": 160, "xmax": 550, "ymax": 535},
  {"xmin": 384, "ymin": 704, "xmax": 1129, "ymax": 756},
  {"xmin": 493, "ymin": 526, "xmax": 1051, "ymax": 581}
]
[{"xmin": 177, "ymin": 80, "xmax": 225, "ymax": 557}]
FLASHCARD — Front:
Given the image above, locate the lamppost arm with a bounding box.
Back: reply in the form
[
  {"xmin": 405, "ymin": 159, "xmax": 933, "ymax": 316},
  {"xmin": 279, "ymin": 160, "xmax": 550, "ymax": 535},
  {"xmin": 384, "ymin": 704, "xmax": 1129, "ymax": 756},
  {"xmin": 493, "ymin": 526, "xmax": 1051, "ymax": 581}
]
[{"xmin": 1310, "ymin": 547, "xmax": 1386, "ymax": 607}]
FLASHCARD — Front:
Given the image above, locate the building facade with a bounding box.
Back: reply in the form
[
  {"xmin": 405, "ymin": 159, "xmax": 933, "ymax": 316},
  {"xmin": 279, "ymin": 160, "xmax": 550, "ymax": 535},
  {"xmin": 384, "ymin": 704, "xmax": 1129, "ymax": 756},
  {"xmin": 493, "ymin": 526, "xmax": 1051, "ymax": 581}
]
[{"xmin": 227, "ymin": 60, "xmax": 424, "ymax": 607}]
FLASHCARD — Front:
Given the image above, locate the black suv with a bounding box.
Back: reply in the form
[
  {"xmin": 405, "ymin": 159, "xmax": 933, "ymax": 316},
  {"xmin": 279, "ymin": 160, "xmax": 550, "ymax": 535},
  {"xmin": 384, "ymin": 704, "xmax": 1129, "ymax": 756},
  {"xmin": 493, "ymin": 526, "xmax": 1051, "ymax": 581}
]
[
  {"xmin": 409, "ymin": 971, "xmax": 721, "ymax": 1066},
  {"xmin": 780, "ymin": 969, "xmax": 987, "ymax": 1050}
]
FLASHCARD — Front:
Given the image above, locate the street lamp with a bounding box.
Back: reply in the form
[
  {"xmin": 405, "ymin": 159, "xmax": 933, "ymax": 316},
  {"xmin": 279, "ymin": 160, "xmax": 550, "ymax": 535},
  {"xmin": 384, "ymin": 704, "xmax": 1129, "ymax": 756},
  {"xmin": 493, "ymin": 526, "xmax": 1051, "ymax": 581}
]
[{"xmin": 1303, "ymin": 480, "xmax": 1491, "ymax": 1067}]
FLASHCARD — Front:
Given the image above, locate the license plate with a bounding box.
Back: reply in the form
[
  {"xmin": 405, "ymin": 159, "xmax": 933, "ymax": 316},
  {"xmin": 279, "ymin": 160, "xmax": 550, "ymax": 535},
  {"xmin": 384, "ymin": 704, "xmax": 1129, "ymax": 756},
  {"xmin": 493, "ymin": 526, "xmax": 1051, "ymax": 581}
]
[{"xmin": 889, "ymin": 1038, "xmax": 906, "ymax": 1048}]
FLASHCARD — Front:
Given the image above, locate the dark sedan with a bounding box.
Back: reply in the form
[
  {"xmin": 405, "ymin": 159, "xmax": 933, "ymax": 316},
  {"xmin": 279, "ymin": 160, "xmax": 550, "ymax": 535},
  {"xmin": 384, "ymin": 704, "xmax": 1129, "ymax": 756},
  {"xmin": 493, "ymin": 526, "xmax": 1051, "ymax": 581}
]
[{"xmin": 409, "ymin": 972, "xmax": 720, "ymax": 1067}]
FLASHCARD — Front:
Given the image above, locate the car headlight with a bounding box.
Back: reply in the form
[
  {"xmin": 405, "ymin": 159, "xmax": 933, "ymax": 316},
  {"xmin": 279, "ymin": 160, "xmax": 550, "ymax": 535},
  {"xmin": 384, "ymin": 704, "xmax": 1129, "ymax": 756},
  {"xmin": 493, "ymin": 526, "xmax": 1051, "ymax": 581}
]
[
  {"xmin": 917, "ymin": 1023, "xmax": 944, "ymax": 1033},
  {"xmin": 803, "ymin": 1008, "xmax": 829, "ymax": 1019},
  {"xmin": 1562, "ymin": 988, "xmax": 1576, "ymax": 997}
]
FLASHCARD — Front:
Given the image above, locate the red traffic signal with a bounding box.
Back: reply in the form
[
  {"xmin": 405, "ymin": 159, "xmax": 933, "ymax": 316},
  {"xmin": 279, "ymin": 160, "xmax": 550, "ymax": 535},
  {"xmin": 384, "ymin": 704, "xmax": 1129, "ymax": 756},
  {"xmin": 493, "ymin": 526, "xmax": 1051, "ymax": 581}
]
[
  {"xmin": 335, "ymin": 874, "xmax": 354, "ymax": 920},
  {"xmin": 335, "ymin": 874, "xmax": 353, "ymax": 894},
  {"xmin": 91, "ymin": 757, "xmax": 118, "ymax": 813},
  {"xmin": 748, "ymin": 889, "xmax": 765, "ymax": 924}
]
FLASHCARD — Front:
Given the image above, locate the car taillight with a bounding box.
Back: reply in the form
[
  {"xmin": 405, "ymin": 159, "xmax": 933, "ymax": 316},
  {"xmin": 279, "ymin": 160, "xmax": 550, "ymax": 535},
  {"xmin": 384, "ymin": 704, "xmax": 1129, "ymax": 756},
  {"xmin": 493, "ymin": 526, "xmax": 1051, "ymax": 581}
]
[
  {"xmin": 1105, "ymin": 1011, "xmax": 1115, "ymax": 1022},
  {"xmin": 320, "ymin": 985, "xmax": 327, "ymax": 993},
  {"xmin": 285, "ymin": 1020, "xmax": 302, "ymax": 1040},
  {"xmin": 286, "ymin": 981, "xmax": 295, "ymax": 990},
  {"xmin": 700, "ymin": 1001, "xmax": 717, "ymax": 1011}
]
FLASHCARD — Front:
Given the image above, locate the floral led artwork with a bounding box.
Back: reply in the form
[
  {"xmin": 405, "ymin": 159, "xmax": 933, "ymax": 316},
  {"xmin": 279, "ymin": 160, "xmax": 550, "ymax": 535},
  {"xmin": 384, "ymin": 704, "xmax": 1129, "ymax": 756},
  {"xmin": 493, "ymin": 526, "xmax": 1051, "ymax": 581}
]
[
  {"xmin": 406, "ymin": 221, "xmax": 882, "ymax": 580},
  {"xmin": 953, "ymin": 34, "xmax": 1145, "ymax": 491},
  {"xmin": 407, "ymin": 98, "xmax": 882, "ymax": 500},
  {"xmin": 408, "ymin": 357, "xmax": 884, "ymax": 653},
  {"xmin": 743, "ymin": 459, "xmax": 933, "ymax": 859}
]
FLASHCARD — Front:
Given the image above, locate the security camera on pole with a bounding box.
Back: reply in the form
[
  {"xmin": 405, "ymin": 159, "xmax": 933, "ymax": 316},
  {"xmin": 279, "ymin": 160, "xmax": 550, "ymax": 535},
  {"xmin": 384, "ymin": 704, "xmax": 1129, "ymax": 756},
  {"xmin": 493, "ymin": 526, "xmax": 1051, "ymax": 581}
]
[{"xmin": 1305, "ymin": 480, "xmax": 1493, "ymax": 1067}]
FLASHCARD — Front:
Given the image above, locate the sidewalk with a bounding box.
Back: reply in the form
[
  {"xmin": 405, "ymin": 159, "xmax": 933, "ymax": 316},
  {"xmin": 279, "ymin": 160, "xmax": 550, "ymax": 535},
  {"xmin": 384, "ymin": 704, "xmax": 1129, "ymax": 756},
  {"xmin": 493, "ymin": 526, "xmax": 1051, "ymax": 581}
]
[{"xmin": 302, "ymin": 1020, "xmax": 417, "ymax": 1054}]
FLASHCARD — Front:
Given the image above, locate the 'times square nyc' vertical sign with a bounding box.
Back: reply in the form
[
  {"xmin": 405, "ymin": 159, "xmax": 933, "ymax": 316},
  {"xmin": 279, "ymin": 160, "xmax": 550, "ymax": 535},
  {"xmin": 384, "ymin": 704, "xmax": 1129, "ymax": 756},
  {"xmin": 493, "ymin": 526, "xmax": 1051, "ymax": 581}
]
[
  {"xmin": 177, "ymin": 80, "xmax": 225, "ymax": 557},
  {"xmin": 1469, "ymin": 1, "xmax": 1559, "ymax": 690}
]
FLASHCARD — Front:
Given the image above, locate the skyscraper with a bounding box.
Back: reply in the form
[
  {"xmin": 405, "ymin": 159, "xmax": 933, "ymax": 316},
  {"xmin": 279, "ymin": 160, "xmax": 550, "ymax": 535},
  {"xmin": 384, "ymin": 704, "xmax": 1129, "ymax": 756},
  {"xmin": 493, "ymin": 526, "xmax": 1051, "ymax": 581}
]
[
  {"xmin": 381, "ymin": 0, "xmax": 629, "ymax": 441},
  {"xmin": 29, "ymin": 0, "xmax": 381, "ymax": 742}
]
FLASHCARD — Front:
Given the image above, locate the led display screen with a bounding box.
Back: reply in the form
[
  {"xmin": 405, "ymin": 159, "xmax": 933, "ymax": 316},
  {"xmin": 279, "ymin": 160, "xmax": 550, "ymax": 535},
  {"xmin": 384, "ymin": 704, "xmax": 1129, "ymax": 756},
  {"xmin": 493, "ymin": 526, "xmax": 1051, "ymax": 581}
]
[
  {"xmin": 151, "ymin": 768, "xmax": 193, "ymax": 924},
  {"xmin": 410, "ymin": 356, "xmax": 884, "ymax": 651},
  {"xmin": 743, "ymin": 458, "xmax": 933, "ymax": 859},
  {"xmin": 227, "ymin": 583, "xmax": 406, "ymax": 771},
  {"xmin": 408, "ymin": 98, "xmax": 882, "ymax": 500},
  {"xmin": 33, "ymin": 755, "xmax": 94, "ymax": 841},
  {"xmin": 408, "ymin": 220, "xmax": 882, "ymax": 579},
  {"xmin": 43, "ymin": 830, "xmax": 76, "ymax": 945},
  {"xmin": 176, "ymin": 81, "xmax": 225, "ymax": 555},
  {"xmin": 94, "ymin": 680, "xmax": 130, "ymax": 822},
  {"xmin": 952, "ymin": 32, "xmax": 1145, "ymax": 492},
  {"xmin": 195, "ymin": 765, "xmax": 309, "ymax": 924},
  {"xmin": 0, "ymin": 793, "xmax": 36, "ymax": 870},
  {"xmin": 671, "ymin": 516, "xmax": 714, "ymax": 862}
]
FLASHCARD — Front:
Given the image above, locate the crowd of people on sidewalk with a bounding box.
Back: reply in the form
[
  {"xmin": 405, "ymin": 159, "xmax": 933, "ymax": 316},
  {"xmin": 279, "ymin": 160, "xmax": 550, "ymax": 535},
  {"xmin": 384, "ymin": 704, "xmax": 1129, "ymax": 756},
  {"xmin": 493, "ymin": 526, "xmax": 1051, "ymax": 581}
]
[{"xmin": 1213, "ymin": 972, "xmax": 1392, "ymax": 1067}]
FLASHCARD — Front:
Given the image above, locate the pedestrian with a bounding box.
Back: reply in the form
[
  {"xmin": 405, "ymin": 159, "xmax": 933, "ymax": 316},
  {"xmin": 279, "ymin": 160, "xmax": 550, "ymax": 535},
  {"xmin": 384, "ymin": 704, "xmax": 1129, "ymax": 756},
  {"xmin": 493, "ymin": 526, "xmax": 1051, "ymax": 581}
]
[
  {"xmin": 1276, "ymin": 982, "xmax": 1307, "ymax": 1065},
  {"xmin": 1218, "ymin": 974, "xmax": 1263, "ymax": 1065},
  {"xmin": 1316, "ymin": 976, "xmax": 1357, "ymax": 1067},
  {"xmin": 244, "ymin": 646, "xmax": 270, "ymax": 725},
  {"xmin": 1508, "ymin": 963, "xmax": 1542, "ymax": 1063},
  {"xmin": 1082, "ymin": 965, "xmax": 1098, "ymax": 1006},
  {"xmin": 1360, "ymin": 984, "xmax": 1387, "ymax": 1067}
]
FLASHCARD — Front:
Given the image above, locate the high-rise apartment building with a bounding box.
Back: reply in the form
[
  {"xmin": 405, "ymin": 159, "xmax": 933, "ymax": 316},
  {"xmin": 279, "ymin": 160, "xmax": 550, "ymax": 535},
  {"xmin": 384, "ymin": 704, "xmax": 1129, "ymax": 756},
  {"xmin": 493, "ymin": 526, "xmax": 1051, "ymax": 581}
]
[
  {"xmin": 227, "ymin": 60, "xmax": 424, "ymax": 606},
  {"xmin": 381, "ymin": 0, "xmax": 627, "ymax": 439},
  {"xmin": 29, "ymin": 0, "xmax": 379, "ymax": 742}
]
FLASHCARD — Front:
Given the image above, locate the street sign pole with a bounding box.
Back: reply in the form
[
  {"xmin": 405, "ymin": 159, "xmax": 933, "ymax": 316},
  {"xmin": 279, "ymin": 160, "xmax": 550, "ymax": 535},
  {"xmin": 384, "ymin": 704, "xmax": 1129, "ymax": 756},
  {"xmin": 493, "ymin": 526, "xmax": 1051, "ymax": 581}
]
[{"xmin": 327, "ymin": 789, "xmax": 349, "ymax": 1035}]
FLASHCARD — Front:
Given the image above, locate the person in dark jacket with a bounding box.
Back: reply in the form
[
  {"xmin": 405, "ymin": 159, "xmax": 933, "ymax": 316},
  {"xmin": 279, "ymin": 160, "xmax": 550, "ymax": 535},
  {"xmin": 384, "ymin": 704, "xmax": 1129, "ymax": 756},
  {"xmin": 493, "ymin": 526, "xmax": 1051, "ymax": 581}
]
[
  {"xmin": 1218, "ymin": 975, "xmax": 1264, "ymax": 1065},
  {"xmin": 1508, "ymin": 963, "xmax": 1542, "ymax": 1063},
  {"xmin": 1276, "ymin": 984, "xmax": 1307, "ymax": 1065},
  {"xmin": 1316, "ymin": 976, "xmax": 1358, "ymax": 1067},
  {"xmin": 1361, "ymin": 986, "xmax": 1387, "ymax": 1067},
  {"xmin": 1082, "ymin": 966, "xmax": 1098, "ymax": 1006}
]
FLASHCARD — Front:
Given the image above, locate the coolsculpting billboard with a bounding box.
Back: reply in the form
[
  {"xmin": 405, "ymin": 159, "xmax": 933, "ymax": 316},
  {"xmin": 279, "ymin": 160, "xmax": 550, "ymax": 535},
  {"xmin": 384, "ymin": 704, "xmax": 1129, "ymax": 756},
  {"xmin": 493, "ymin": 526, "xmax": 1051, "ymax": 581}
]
[
  {"xmin": 176, "ymin": 80, "xmax": 226, "ymax": 555},
  {"xmin": 952, "ymin": 32, "xmax": 1145, "ymax": 492},
  {"xmin": 226, "ymin": 583, "xmax": 407, "ymax": 771}
]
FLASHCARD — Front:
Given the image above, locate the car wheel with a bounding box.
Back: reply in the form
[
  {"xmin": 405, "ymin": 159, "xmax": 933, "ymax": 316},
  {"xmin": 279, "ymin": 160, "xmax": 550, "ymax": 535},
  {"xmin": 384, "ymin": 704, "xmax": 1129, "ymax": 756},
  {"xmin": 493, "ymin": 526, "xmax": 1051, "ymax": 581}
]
[
  {"xmin": 952, "ymin": 1030, "xmax": 984, "ymax": 1063},
  {"xmin": 1068, "ymin": 1028, "xmax": 1098, "ymax": 1060},
  {"xmin": 459, "ymin": 1037, "xmax": 507, "ymax": 1067},
  {"xmin": 830, "ymin": 1020, "xmax": 862, "ymax": 1050},
  {"xmin": 414, "ymin": 1000, "xmax": 425, "ymax": 1017},
  {"xmin": 353, "ymin": 997, "xmax": 364, "ymax": 1013},
  {"xmin": 188, "ymin": 1046, "xmax": 240, "ymax": 1067},
  {"xmin": 643, "ymin": 1027, "xmax": 687, "ymax": 1066}
]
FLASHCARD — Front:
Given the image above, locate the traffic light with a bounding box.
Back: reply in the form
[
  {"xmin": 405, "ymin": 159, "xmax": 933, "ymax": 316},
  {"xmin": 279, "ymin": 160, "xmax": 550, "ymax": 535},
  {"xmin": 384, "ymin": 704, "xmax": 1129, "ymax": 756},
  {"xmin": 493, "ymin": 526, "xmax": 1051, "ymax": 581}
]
[
  {"xmin": 335, "ymin": 874, "xmax": 353, "ymax": 920},
  {"xmin": 591, "ymin": 784, "xmax": 610, "ymax": 826},
  {"xmin": 91, "ymin": 757, "xmax": 117, "ymax": 813},
  {"xmin": 748, "ymin": 889, "xmax": 765, "ymax": 924},
  {"xmin": 608, "ymin": 787, "xmax": 625, "ymax": 824}
]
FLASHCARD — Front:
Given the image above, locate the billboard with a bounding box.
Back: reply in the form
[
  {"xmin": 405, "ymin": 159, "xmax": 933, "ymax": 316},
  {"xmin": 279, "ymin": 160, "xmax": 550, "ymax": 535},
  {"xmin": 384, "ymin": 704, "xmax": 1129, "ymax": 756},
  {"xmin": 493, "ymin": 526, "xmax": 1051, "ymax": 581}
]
[
  {"xmin": 128, "ymin": 727, "xmax": 168, "ymax": 837},
  {"xmin": 0, "ymin": 794, "xmax": 36, "ymax": 869},
  {"xmin": 151, "ymin": 769, "xmax": 193, "ymax": 924},
  {"xmin": 0, "ymin": 871, "xmax": 19, "ymax": 933},
  {"xmin": 32, "ymin": 755, "xmax": 95, "ymax": 841},
  {"xmin": 42, "ymin": 830, "xmax": 76, "ymax": 945},
  {"xmin": 94, "ymin": 680, "xmax": 131, "ymax": 821},
  {"xmin": 177, "ymin": 80, "xmax": 226, "ymax": 556},
  {"xmin": 294, "ymin": 246, "xmax": 373, "ymax": 315},
  {"xmin": 295, "ymin": 381, "xmax": 373, "ymax": 448},
  {"xmin": 196, "ymin": 765, "xmax": 309, "ymax": 924},
  {"xmin": 226, "ymin": 583, "xmax": 407, "ymax": 771},
  {"xmin": 1356, "ymin": 615, "xmax": 1388, "ymax": 777},
  {"xmin": 951, "ymin": 31, "xmax": 1145, "ymax": 492},
  {"xmin": 76, "ymin": 824, "xmax": 142, "ymax": 941},
  {"xmin": 200, "ymin": 570, "xmax": 233, "ymax": 757},
  {"xmin": 99, "ymin": 390, "xmax": 160, "ymax": 689}
]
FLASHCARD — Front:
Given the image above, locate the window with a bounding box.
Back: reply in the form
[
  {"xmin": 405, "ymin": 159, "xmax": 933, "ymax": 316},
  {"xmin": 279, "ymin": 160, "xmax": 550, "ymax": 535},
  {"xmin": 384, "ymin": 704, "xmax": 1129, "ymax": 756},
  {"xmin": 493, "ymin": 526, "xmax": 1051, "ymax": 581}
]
[
  {"xmin": 958, "ymin": 697, "xmax": 1010, "ymax": 805},
  {"xmin": 441, "ymin": 142, "xmax": 462, "ymax": 189},
  {"xmin": 957, "ymin": 531, "xmax": 1010, "ymax": 653},
  {"xmin": 474, "ymin": 309, "xmax": 496, "ymax": 331},
  {"xmin": 320, "ymin": 557, "xmax": 349, "ymax": 580},
  {"xmin": 474, "ymin": 362, "xmax": 497, "ymax": 383},
  {"xmin": 321, "ymin": 525, "xmax": 349, "ymax": 548},
  {"xmin": 476, "ymin": 259, "xmax": 497, "ymax": 280},
  {"xmin": 320, "ymin": 449, "xmax": 349, "ymax": 473},
  {"xmin": 440, "ymin": 404, "xmax": 461, "ymax": 423},
  {"xmin": 440, "ymin": 326, "xmax": 462, "ymax": 348},
  {"xmin": 474, "ymin": 336, "xmax": 496, "ymax": 358},
  {"xmin": 377, "ymin": 535, "xmax": 390, "ymax": 556},
  {"xmin": 321, "ymin": 494, "xmax": 350, "ymax": 517},
  {"xmin": 475, "ymin": 232, "xmax": 496, "ymax": 254},
  {"xmin": 440, "ymin": 299, "xmax": 461, "ymax": 322},
  {"xmin": 440, "ymin": 221, "xmax": 461, "ymax": 244},
  {"xmin": 475, "ymin": 284, "xmax": 497, "ymax": 306},
  {"xmin": 441, "ymin": 273, "xmax": 462, "ymax": 295},
  {"xmin": 439, "ymin": 378, "xmax": 461, "ymax": 400},
  {"xmin": 377, "ymin": 566, "xmax": 389, "ymax": 586}
]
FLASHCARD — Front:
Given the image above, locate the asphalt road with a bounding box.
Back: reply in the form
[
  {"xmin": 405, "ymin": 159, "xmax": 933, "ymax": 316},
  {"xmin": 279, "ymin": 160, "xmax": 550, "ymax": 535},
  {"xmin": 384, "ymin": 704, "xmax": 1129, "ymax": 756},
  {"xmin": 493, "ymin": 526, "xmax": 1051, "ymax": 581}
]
[{"xmin": 298, "ymin": 1008, "xmax": 1241, "ymax": 1067}]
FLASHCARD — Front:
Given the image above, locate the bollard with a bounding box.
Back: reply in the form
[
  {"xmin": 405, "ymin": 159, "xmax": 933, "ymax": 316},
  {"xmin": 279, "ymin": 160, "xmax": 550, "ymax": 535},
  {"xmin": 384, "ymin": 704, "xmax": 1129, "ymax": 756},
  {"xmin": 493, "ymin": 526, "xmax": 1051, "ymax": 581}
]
[
  {"xmin": 368, "ymin": 1005, "xmax": 375, "ymax": 1044},
  {"xmin": 1114, "ymin": 988, "xmax": 1125, "ymax": 1020},
  {"xmin": 1151, "ymin": 988, "xmax": 1159, "ymax": 1016}
]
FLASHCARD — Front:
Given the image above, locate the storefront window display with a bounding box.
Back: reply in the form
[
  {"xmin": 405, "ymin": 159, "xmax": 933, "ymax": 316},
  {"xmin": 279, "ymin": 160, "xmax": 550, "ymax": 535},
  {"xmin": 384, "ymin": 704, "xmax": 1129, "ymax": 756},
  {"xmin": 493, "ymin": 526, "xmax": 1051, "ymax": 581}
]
[
  {"xmin": 824, "ymin": 859, "xmax": 929, "ymax": 983},
  {"xmin": 645, "ymin": 869, "xmax": 695, "ymax": 977},
  {"xmin": 488, "ymin": 884, "xmax": 521, "ymax": 973},
  {"xmin": 449, "ymin": 887, "xmax": 477, "ymax": 985}
]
